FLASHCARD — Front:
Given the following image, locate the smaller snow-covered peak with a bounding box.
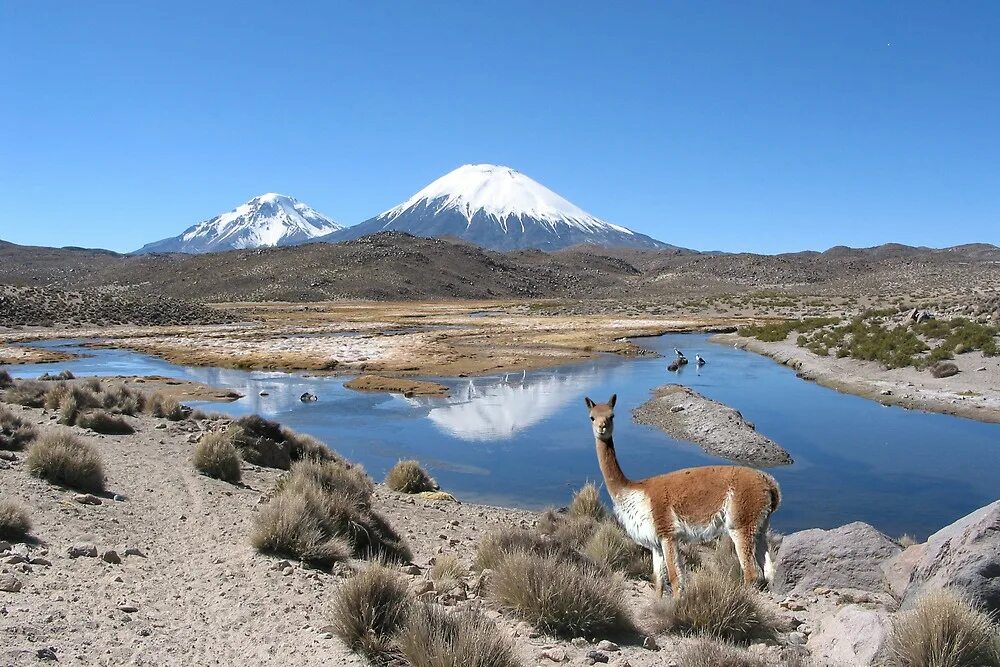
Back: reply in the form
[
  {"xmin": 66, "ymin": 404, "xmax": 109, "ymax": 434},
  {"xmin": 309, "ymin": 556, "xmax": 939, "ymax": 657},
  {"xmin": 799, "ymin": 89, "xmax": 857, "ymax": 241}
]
[
  {"xmin": 135, "ymin": 193, "xmax": 341, "ymax": 255},
  {"xmin": 379, "ymin": 163, "xmax": 633, "ymax": 234}
]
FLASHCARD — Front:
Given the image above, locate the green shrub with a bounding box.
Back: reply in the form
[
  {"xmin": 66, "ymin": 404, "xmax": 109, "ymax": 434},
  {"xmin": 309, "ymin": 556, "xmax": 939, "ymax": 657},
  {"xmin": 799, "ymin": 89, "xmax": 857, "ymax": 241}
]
[
  {"xmin": 193, "ymin": 432, "xmax": 242, "ymax": 483},
  {"xmin": 385, "ymin": 460, "xmax": 437, "ymax": 494},
  {"xmin": 330, "ymin": 564, "xmax": 413, "ymax": 663},
  {"xmin": 488, "ymin": 550, "xmax": 632, "ymax": 637},
  {"xmin": 25, "ymin": 430, "xmax": 105, "ymax": 493},
  {"xmin": 0, "ymin": 499, "xmax": 32, "ymax": 539},
  {"xmin": 0, "ymin": 406, "xmax": 37, "ymax": 450},
  {"xmin": 399, "ymin": 604, "xmax": 521, "ymax": 667},
  {"xmin": 889, "ymin": 590, "xmax": 1000, "ymax": 667}
]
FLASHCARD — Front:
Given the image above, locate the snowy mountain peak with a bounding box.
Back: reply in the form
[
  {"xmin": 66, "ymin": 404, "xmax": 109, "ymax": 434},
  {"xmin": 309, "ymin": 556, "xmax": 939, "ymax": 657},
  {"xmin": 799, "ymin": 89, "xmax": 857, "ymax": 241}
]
[
  {"xmin": 319, "ymin": 164, "xmax": 668, "ymax": 251},
  {"xmin": 381, "ymin": 163, "xmax": 632, "ymax": 234},
  {"xmin": 135, "ymin": 193, "xmax": 341, "ymax": 255}
]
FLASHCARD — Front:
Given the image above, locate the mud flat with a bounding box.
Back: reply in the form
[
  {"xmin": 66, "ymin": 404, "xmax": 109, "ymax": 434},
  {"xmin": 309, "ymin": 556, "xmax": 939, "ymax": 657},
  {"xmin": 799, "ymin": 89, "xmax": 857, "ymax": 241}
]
[
  {"xmin": 716, "ymin": 333, "xmax": 1000, "ymax": 424},
  {"xmin": 632, "ymin": 384, "xmax": 793, "ymax": 466},
  {"xmin": 0, "ymin": 344, "xmax": 75, "ymax": 366},
  {"xmin": 344, "ymin": 375, "xmax": 449, "ymax": 397}
]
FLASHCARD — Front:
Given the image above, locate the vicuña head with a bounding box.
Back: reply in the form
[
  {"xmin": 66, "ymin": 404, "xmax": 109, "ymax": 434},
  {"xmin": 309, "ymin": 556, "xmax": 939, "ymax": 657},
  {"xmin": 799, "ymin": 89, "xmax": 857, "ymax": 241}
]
[{"xmin": 584, "ymin": 393, "xmax": 780, "ymax": 598}]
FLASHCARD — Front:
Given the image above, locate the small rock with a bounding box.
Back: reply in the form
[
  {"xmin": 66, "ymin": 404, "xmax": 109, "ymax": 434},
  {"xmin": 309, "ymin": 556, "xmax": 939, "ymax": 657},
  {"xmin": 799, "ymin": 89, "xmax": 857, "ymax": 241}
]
[
  {"xmin": 880, "ymin": 389, "xmax": 892, "ymax": 396},
  {"xmin": 155, "ymin": 423, "xmax": 167, "ymax": 429},
  {"xmin": 571, "ymin": 637, "xmax": 588, "ymax": 648},
  {"xmin": 5, "ymin": 555, "xmax": 27, "ymax": 565},
  {"xmin": 401, "ymin": 564, "xmax": 422, "ymax": 575},
  {"xmin": 36, "ymin": 648, "xmax": 58, "ymax": 661},
  {"xmin": 669, "ymin": 405, "xmax": 685, "ymax": 412},
  {"xmin": 102, "ymin": 550, "xmax": 122, "ymax": 564},
  {"xmin": 597, "ymin": 640, "xmax": 620, "ymax": 652},
  {"xmin": 29, "ymin": 557, "xmax": 52, "ymax": 566},
  {"xmin": 67, "ymin": 543, "xmax": 98, "ymax": 558},
  {"xmin": 411, "ymin": 579, "xmax": 435, "ymax": 595},
  {"xmin": 642, "ymin": 636, "xmax": 658, "ymax": 650},
  {"xmin": 586, "ymin": 651, "xmax": 610, "ymax": 663},
  {"xmin": 113, "ymin": 494, "xmax": 126, "ymax": 502},
  {"xmin": 118, "ymin": 604, "xmax": 139, "ymax": 613},
  {"xmin": 0, "ymin": 540, "xmax": 11, "ymax": 552},
  {"xmin": 0, "ymin": 574, "xmax": 23, "ymax": 592},
  {"xmin": 786, "ymin": 631, "xmax": 807, "ymax": 645},
  {"xmin": 539, "ymin": 647, "xmax": 568, "ymax": 662},
  {"xmin": 123, "ymin": 546, "xmax": 146, "ymax": 558}
]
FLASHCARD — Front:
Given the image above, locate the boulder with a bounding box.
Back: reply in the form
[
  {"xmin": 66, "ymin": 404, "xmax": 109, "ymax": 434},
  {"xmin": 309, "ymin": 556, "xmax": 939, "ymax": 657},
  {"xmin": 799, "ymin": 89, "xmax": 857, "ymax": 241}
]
[
  {"xmin": 808, "ymin": 604, "xmax": 892, "ymax": 666},
  {"xmin": 884, "ymin": 499, "xmax": 1000, "ymax": 613},
  {"xmin": 772, "ymin": 522, "xmax": 900, "ymax": 597}
]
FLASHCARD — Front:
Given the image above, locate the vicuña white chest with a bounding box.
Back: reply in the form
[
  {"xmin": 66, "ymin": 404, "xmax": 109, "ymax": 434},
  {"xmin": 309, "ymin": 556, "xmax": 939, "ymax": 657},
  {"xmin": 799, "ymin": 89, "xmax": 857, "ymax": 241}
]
[{"xmin": 612, "ymin": 490, "xmax": 659, "ymax": 550}]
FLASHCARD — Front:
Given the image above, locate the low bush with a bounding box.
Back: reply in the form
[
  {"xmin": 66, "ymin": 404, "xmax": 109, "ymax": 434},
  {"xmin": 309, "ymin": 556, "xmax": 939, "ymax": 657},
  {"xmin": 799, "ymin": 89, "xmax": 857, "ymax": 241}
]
[
  {"xmin": 488, "ymin": 550, "xmax": 632, "ymax": 637},
  {"xmin": 251, "ymin": 490, "xmax": 351, "ymax": 567},
  {"xmin": 474, "ymin": 526, "xmax": 592, "ymax": 572},
  {"xmin": 76, "ymin": 410, "xmax": 135, "ymax": 435},
  {"xmin": 283, "ymin": 427, "xmax": 337, "ymax": 462},
  {"xmin": 676, "ymin": 639, "xmax": 769, "ymax": 667},
  {"xmin": 101, "ymin": 384, "xmax": 145, "ymax": 415},
  {"xmin": 279, "ymin": 459, "xmax": 373, "ymax": 508},
  {"xmin": 584, "ymin": 520, "xmax": 650, "ymax": 579},
  {"xmin": 148, "ymin": 393, "xmax": 185, "ymax": 420},
  {"xmin": 889, "ymin": 590, "xmax": 1000, "ymax": 667},
  {"xmin": 0, "ymin": 499, "xmax": 32, "ymax": 539},
  {"xmin": 385, "ymin": 460, "xmax": 437, "ymax": 494},
  {"xmin": 193, "ymin": 432, "xmax": 242, "ymax": 483},
  {"xmin": 428, "ymin": 554, "xmax": 466, "ymax": 593},
  {"xmin": 38, "ymin": 370, "xmax": 74, "ymax": 381},
  {"xmin": 25, "ymin": 430, "xmax": 105, "ymax": 493},
  {"xmin": 4, "ymin": 380, "xmax": 48, "ymax": 407},
  {"xmin": 567, "ymin": 482, "xmax": 607, "ymax": 521},
  {"xmin": 930, "ymin": 361, "xmax": 960, "ymax": 378},
  {"xmin": 0, "ymin": 369, "xmax": 13, "ymax": 389},
  {"xmin": 647, "ymin": 566, "xmax": 777, "ymax": 643},
  {"xmin": 330, "ymin": 564, "xmax": 413, "ymax": 663},
  {"xmin": 399, "ymin": 603, "xmax": 521, "ymax": 667},
  {"xmin": 0, "ymin": 406, "xmax": 37, "ymax": 450}
]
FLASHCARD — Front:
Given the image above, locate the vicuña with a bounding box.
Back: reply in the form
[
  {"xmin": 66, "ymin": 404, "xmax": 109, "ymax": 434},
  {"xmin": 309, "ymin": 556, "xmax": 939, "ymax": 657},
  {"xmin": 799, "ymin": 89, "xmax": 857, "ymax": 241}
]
[{"xmin": 585, "ymin": 394, "xmax": 780, "ymax": 597}]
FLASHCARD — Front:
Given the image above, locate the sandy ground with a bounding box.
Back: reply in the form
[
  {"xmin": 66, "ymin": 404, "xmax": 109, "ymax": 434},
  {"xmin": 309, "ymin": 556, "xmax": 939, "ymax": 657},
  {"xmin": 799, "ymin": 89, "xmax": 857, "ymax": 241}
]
[
  {"xmin": 633, "ymin": 385, "xmax": 794, "ymax": 466},
  {"xmin": 718, "ymin": 333, "xmax": 1000, "ymax": 424},
  {"xmin": 0, "ymin": 399, "xmax": 827, "ymax": 667}
]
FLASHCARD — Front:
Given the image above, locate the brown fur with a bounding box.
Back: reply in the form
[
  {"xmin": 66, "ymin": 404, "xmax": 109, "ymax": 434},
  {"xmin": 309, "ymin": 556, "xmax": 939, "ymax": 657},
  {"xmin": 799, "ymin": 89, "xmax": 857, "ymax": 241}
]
[{"xmin": 585, "ymin": 394, "xmax": 780, "ymax": 597}]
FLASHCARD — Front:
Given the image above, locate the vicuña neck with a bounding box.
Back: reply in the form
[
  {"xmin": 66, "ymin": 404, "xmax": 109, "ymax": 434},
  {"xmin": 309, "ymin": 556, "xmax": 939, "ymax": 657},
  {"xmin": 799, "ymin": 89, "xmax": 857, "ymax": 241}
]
[{"xmin": 595, "ymin": 436, "xmax": 630, "ymax": 498}]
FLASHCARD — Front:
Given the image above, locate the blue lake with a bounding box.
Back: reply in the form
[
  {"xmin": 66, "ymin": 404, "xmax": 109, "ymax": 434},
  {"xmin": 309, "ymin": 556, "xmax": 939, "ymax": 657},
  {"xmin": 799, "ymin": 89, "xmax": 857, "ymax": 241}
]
[{"xmin": 6, "ymin": 334, "xmax": 999, "ymax": 539}]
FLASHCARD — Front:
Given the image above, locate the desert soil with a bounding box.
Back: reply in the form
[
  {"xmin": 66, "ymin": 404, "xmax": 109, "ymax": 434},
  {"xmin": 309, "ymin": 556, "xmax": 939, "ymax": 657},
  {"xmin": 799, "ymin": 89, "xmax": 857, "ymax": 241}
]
[
  {"xmin": 633, "ymin": 384, "xmax": 794, "ymax": 466},
  {"xmin": 1, "ymin": 399, "xmax": 824, "ymax": 667},
  {"xmin": 718, "ymin": 333, "xmax": 1000, "ymax": 424}
]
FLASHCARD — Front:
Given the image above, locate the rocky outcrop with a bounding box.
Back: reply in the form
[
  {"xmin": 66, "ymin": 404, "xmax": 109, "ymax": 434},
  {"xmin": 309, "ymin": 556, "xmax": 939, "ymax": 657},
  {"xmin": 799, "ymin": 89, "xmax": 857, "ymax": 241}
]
[
  {"xmin": 772, "ymin": 522, "xmax": 901, "ymax": 597},
  {"xmin": 808, "ymin": 604, "xmax": 892, "ymax": 666},
  {"xmin": 882, "ymin": 499, "xmax": 1000, "ymax": 613},
  {"xmin": 632, "ymin": 384, "xmax": 793, "ymax": 466}
]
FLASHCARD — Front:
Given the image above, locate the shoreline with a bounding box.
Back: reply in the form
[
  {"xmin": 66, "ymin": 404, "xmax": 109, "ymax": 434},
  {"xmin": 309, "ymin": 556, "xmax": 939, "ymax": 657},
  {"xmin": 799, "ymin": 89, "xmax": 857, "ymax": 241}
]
[{"xmin": 713, "ymin": 333, "xmax": 1000, "ymax": 425}]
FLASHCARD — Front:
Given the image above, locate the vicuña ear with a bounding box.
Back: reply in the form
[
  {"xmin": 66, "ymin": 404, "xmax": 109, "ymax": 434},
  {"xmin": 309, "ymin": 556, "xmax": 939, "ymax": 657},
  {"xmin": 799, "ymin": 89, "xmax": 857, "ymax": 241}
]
[
  {"xmin": 608, "ymin": 394, "xmax": 617, "ymax": 408},
  {"xmin": 584, "ymin": 397, "xmax": 595, "ymax": 409}
]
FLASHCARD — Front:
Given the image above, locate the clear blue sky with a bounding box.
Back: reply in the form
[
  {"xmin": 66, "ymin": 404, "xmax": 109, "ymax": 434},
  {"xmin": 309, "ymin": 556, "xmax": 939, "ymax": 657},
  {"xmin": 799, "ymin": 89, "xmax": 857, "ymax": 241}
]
[{"xmin": 1, "ymin": 2, "xmax": 997, "ymax": 253}]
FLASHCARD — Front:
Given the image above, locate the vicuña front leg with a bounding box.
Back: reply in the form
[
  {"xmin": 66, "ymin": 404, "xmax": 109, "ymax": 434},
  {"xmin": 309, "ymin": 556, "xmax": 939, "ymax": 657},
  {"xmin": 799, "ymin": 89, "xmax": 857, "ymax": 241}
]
[{"xmin": 730, "ymin": 526, "xmax": 763, "ymax": 588}]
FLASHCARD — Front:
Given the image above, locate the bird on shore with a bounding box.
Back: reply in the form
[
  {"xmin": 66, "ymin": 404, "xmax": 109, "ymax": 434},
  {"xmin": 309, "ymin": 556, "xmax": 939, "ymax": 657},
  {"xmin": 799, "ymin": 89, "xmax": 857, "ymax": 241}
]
[{"xmin": 695, "ymin": 354, "xmax": 706, "ymax": 366}]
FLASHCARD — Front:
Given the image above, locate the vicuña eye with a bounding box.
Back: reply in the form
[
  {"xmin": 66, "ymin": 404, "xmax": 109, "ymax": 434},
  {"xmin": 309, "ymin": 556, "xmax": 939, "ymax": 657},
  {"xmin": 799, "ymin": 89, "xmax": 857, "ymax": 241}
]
[{"xmin": 590, "ymin": 416, "xmax": 595, "ymax": 421}]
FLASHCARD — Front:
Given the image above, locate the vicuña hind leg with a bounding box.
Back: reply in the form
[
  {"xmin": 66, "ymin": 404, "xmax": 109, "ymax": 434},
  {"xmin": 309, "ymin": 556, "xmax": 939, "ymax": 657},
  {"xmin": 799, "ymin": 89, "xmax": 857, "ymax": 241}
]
[
  {"xmin": 661, "ymin": 537, "xmax": 683, "ymax": 598},
  {"xmin": 651, "ymin": 547, "xmax": 664, "ymax": 597},
  {"xmin": 729, "ymin": 527, "xmax": 762, "ymax": 587}
]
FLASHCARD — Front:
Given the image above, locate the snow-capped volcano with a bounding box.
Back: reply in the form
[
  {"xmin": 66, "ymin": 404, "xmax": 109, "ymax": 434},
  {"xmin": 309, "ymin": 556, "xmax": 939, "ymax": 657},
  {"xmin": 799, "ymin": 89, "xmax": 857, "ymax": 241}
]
[
  {"xmin": 319, "ymin": 164, "xmax": 667, "ymax": 251},
  {"xmin": 134, "ymin": 193, "xmax": 341, "ymax": 254}
]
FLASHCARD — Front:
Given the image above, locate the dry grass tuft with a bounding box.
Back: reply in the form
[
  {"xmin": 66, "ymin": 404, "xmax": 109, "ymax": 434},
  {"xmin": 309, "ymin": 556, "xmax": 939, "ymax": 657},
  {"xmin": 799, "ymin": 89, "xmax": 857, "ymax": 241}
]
[
  {"xmin": 25, "ymin": 430, "xmax": 105, "ymax": 493},
  {"xmin": 0, "ymin": 369, "xmax": 13, "ymax": 389},
  {"xmin": 567, "ymin": 482, "xmax": 607, "ymax": 521},
  {"xmin": 429, "ymin": 554, "xmax": 466, "ymax": 592},
  {"xmin": 897, "ymin": 534, "xmax": 919, "ymax": 548},
  {"xmin": 385, "ymin": 460, "xmax": 437, "ymax": 494},
  {"xmin": 488, "ymin": 550, "xmax": 632, "ymax": 637},
  {"xmin": 4, "ymin": 380, "xmax": 48, "ymax": 408},
  {"xmin": 253, "ymin": 457, "xmax": 410, "ymax": 566},
  {"xmin": 889, "ymin": 590, "xmax": 1000, "ymax": 667},
  {"xmin": 474, "ymin": 526, "xmax": 593, "ymax": 572},
  {"xmin": 193, "ymin": 432, "xmax": 242, "ymax": 483},
  {"xmin": 76, "ymin": 410, "xmax": 135, "ymax": 435},
  {"xmin": 676, "ymin": 639, "xmax": 770, "ymax": 667},
  {"xmin": 399, "ymin": 603, "xmax": 522, "ymax": 667},
  {"xmin": 0, "ymin": 406, "xmax": 37, "ymax": 451},
  {"xmin": 331, "ymin": 564, "xmax": 413, "ymax": 664},
  {"xmin": 148, "ymin": 393, "xmax": 185, "ymax": 420},
  {"xmin": 101, "ymin": 384, "xmax": 145, "ymax": 415},
  {"xmin": 647, "ymin": 566, "xmax": 777, "ymax": 644},
  {"xmin": 283, "ymin": 427, "xmax": 338, "ymax": 462},
  {"xmin": 584, "ymin": 520, "xmax": 651, "ymax": 579},
  {"xmin": 0, "ymin": 499, "xmax": 32, "ymax": 539}
]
